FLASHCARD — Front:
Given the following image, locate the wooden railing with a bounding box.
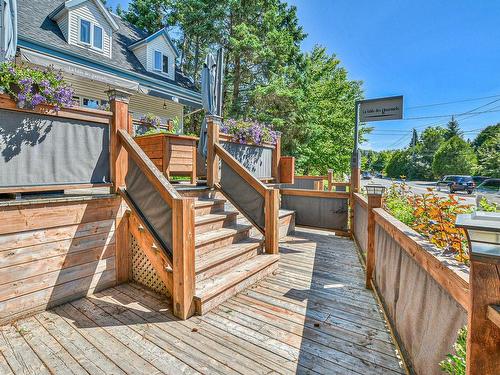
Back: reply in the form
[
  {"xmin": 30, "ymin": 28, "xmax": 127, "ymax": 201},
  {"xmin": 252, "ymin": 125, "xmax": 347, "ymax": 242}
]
[
  {"xmin": 207, "ymin": 118, "xmax": 279, "ymax": 254},
  {"xmin": 109, "ymin": 91, "xmax": 195, "ymax": 320}
]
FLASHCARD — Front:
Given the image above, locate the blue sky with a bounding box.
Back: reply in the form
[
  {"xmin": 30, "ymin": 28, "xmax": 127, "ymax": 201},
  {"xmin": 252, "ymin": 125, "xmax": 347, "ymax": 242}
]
[{"xmin": 108, "ymin": 0, "xmax": 500, "ymax": 151}]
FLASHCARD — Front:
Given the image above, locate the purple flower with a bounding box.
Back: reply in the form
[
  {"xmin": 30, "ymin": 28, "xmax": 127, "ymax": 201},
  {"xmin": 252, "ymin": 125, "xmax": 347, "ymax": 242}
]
[{"xmin": 31, "ymin": 93, "xmax": 46, "ymax": 107}]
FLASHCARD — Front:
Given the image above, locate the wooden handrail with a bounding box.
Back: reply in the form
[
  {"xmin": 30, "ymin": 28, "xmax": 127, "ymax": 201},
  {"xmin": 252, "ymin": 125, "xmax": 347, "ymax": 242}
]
[
  {"xmin": 214, "ymin": 143, "xmax": 268, "ymax": 197},
  {"xmin": 488, "ymin": 305, "xmax": 500, "ymax": 329},
  {"xmin": 280, "ymin": 188, "xmax": 350, "ymax": 199},
  {"xmin": 353, "ymin": 192, "xmax": 368, "ymax": 208},
  {"xmin": 118, "ymin": 128, "xmax": 181, "ymax": 207}
]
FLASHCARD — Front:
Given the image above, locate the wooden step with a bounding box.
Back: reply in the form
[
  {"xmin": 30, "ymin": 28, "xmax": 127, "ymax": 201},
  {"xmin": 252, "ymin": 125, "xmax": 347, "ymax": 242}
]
[
  {"xmin": 195, "ymin": 224, "xmax": 252, "ymax": 255},
  {"xmin": 195, "ymin": 211, "xmax": 239, "ymax": 235},
  {"xmin": 194, "ymin": 198, "xmax": 227, "ymax": 216},
  {"xmin": 195, "ymin": 238, "xmax": 264, "ymax": 282},
  {"xmin": 194, "ymin": 254, "xmax": 280, "ymax": 315}
]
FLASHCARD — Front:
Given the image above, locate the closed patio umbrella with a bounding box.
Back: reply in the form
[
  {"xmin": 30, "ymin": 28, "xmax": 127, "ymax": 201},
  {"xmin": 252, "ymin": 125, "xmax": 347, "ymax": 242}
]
[
  {"xmin": 1, "ymin": 0, "xmax": 17, "ymax": 61},
  {"xmin": 198, "ymin": 48, "xmax": 224, "ymax": 158}
]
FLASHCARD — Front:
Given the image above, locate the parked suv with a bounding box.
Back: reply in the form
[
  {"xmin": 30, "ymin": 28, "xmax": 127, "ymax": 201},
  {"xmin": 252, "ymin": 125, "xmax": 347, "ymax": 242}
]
[
  {"xmin": 436, "ymin": 175, "xmax": 475, "ymax": 194},
  {"xmin": 475, "ymin": 179, "xmax": 500, "ymax": 207}
]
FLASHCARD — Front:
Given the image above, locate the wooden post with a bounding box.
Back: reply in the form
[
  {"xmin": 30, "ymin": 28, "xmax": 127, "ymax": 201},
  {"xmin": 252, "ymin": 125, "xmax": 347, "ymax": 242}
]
[
  {"xmin": 108, "ymin": 89, "xmax": 132, "ymax": 287},
  {"xmin": 265, "ymin": 188, "xmax": 280, "ymax": 254},
  {"xmin": 349, "ymin": 149, "xmax": 361, "ymax": 235},
  {"xmin": 207, "ymin": 117, "xmax": 220, "ymax": 187},
  {"xmin": 327, "ymin": 170, "xmax": 333, "ymax": 191},
  {"xmin": 279, "ymin": 156, "xmax": 295, "ymax": 184},
  {"xmin": 172, "ymin": 197, "xmax": 196, "ymax": 320},
  {"xmin": 365, "ymin": 192, "xmax": 383, "ymax": 289},
  {"xmin": 108, "ymin": 89, "xmax": 131, "ymax": 192},
  {"xmin": 313, "ymin": 180, "xmax": 324, "ymax": 191},
  {"xmin": 272, "ymin": 135, "xmax": 281, "ymax": 183},
  {"xmin": 466, "ymin": 256, "xmax": 500, "ymax": 374}
]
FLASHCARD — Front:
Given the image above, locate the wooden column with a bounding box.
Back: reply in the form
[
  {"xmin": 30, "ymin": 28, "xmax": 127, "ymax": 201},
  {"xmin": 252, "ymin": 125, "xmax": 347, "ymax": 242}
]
[
  {"xmin": 265, "ymin": 188, "xmax": 280, "ymax": 254},
  {"xmin": 108, "ymin": 89, "xmax": 131, "ymax": 286},
  {"xmin": 207, "ymin": 117, "xmax": 220, "ymax": 187},
  {"xmin": 272, "ymin": 135, "xmax": 281, "ymax": 183},
  {"xmin": 279, "ymin": 156, "xmax": 295, "ymax": 184},
  {"xmin": 327, "ymin": 170, "xmax": 333, "ymax": 191},
  {"xmin": 108, "ymin": 89, "xmax": 131, "ymax": 192},
  {"xmin": 466, "ymin": 255, "xmax": 500, "ymax": 374},
  {"xmin": 349, "ymin": 149, "xmax": 361, "ymax": 235},
  {"xmin": 365, "ymin": 192, "xmax": 383, "ymax": 289},
  {"xmin": 172, "ymin": 197, "xmax": 196, "ymax": 320}
]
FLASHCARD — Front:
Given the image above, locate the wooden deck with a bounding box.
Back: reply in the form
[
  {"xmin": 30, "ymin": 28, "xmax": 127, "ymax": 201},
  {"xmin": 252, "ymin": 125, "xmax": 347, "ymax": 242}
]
[{"xmin": 0, "ymin": 227, "xmax": 405, "ymax": 375}]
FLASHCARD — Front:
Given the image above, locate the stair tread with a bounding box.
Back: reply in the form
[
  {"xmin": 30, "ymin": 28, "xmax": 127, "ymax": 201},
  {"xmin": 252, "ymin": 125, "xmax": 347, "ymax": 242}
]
[
  {"xmin": 195, "ymin": 254, "xmax": 280, "ymax": 302},
  {"xmin": 196, "ymin": 237, "xmax": 264, "ymax": 272},
  {"xmin": 195, "ymin": 224, "xmax": 253, "ymax": 247},
  {"xmin": 195, "ymin": 211, "xmax": 239, "ymax": 225},
  {"xmin": 194, "ymin": 198, "xmax": 226, "ymax": 208}
]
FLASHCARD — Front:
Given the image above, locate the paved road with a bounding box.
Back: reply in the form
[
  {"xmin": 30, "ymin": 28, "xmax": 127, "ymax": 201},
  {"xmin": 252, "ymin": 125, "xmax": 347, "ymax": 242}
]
[{"xmin": 360, "ymin": 177, "xmax": 477, "ymax": 206}]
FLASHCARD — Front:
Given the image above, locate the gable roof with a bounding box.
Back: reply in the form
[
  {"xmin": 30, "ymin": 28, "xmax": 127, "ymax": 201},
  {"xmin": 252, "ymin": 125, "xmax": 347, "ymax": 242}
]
[
  {"xmin": 17, "ymin": 0, "xmax": 199, "ymax": 105},
  {"xmin": 49, "ymin": 0, "xmax": 119, "ymax": 31},
  {"xmin": 128, "ymin": 28, "xmax": 180, "ymax": 57}
]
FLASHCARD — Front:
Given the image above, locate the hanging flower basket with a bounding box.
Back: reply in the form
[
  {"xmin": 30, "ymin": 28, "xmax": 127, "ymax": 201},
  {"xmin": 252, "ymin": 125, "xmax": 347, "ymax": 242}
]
[{"xmin": 0, "ymin": 62, "xmax": 74, "ymax": 111}]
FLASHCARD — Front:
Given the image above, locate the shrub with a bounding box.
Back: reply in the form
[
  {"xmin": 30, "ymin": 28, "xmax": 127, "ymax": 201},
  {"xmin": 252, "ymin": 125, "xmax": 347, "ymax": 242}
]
[
  {"xmin": 221, "ymin": 119, "xmax": 279, "ymax": 145},
  {"xmin": 384, "ymin": 182, "xmax": 472, "ymax": 264},
  {"xmin": 0, "ymin": 62, "xmax": 74, "ymax": 110},
  {"xmin": 440, "ymin": 326, "xmax": 466, "ymax": 374},
  {"xmin": 432, "ymin": 136, "xmax": 477, "ymax": 177}
]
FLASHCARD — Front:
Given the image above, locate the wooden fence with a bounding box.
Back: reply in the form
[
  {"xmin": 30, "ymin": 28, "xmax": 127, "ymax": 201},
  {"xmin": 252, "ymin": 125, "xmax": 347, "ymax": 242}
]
[{"xmin": 352, "ymin": 191, "xmax": 499, "ymax": 375}]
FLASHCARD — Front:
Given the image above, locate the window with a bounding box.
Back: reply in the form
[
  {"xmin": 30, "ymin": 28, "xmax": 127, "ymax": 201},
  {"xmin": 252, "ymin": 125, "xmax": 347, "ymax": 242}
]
[
  {"xmin": 154, "ymin": 51, "xmax": 162, "ymax": 71},
  {"xmin": 93, "ymin": 25, "xmax": 103, "ymax": 50},
  {"xmin": 162, "ymin": 55, "xmax": 168, "ymax": 73},
  {"xmin": 79, "ymin": 19, "xmax": 104, "ymax": 51},
  {"xmin": 80, "ymin": 19, "xmax": 91, "ymax": 44},
  {"xmin": 82, "ymin": 98, "xmax": 100, "ymax": 109}
]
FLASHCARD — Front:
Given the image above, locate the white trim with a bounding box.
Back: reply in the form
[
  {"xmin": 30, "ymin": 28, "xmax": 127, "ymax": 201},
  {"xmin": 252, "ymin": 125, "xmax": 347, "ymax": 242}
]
[{"xmin": 77, "ymin": 17, "xmax": 104, "ymax": 53}]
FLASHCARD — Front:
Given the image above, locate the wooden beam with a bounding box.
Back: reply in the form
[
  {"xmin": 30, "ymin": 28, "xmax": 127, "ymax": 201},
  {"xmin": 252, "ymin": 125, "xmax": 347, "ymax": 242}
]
[
  {"xmin": 265, "ymin": 188, "xmax": 280, "ymax": 254},
  {"xmin": 279, "ymin": 156, "xmax": 295, "ymax": 184},
  {"xmin": 466, "ymin": 259, "xmax": 500, "ymax": 374},
  {"xmin": 115, "ymin": 207, "xmax": 130, "ymax": 285},
  {"xmin": 207, "ymin": 118, "xmax": 220, "ymax": 187},
  {"xmin": 327, "ymin": 170, "xmax": 333, "ymax": 191},
  {"xmin": 109, "ymin": 89, "xmax": 130, "ymax": 193},
  {"xmin": 171, "ymin": 198, "xmax": 195, "ymax": 320},
  {"xmin": 128, "ymin": 212, "xmax": 173, "ymax": 292},
  {"xmin": 118, "ymin": 129, "xmax": 181, "ymax": 207},
  {"xmin": 353, "ymin": 192, "xmax": 368, "ymax": 209},
  {"xmin": 271, "ymin": 135, "xmax": 281, "ymax": 183},
  {"xmin": 279, "ymin": 188, "xmax": 350, "ymax": 199},
  {"xmin": 373, "ymin": 208, "xmax": 469, "ymax": 310},
  {"xmin": 0, "ymin": 183, "xmax": 112, "ymax": 194},
  {"xmin": 215, "ymin": 143, "xmax": 267, "ymax": 197},
  {"xmin": 365, "ymin": 194, "xmax": 383, "ymax": 289}
]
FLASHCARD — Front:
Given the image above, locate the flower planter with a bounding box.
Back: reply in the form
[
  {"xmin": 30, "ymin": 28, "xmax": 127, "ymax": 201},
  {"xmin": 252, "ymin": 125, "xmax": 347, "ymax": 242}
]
[{"xmin": 134, "ymin": 133, "xmax": 198, "ymax": 184}]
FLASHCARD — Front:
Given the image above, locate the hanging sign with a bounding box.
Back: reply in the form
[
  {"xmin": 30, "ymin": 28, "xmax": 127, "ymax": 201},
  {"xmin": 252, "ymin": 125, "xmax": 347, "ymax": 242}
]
[{"xmin": 359, "ymin": 95, "xmax": 403, "ymax": 122}]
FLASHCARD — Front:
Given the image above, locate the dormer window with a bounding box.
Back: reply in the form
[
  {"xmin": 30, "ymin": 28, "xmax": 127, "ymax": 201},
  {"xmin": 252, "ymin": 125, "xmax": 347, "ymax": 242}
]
[
  {"xmin": 79, "ymin": 18, "xmax": 103, "ymax": 51},
  {"xmin": 154, "ymin": 50, "xmax": 169, "ymax": 74}
]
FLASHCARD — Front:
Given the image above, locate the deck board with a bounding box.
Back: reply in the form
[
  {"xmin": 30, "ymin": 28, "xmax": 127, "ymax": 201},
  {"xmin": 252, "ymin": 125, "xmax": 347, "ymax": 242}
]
[{"xmin": 0, "ymin": 227, "xmax": 405, "ymax": 374}]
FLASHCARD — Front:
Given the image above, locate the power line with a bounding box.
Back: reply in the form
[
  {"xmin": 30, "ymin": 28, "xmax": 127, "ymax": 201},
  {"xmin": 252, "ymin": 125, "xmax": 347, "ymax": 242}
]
[{"xmin": 406, "ymin": 94, "xmax": 500, "ymax": 110}]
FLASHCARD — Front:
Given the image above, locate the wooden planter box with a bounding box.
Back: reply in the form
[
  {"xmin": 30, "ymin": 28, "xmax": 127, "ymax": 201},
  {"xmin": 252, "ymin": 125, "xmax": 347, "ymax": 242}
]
[{"xmin": 134, "ymin": 133, "xmax": 198, "ymax": 184}]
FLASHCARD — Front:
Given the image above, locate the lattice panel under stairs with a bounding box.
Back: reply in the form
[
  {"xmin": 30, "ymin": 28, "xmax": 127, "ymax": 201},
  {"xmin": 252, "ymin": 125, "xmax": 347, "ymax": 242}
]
[{"xmin": 130, "ymin": 235, "xmax": 170, "ymax": 297}]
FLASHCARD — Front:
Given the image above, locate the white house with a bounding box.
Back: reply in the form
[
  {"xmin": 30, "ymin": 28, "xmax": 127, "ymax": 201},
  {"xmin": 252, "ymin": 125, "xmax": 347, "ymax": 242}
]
[{"xmin": 16, "ymin": 0, "xmax": 201, "ymax": 129}]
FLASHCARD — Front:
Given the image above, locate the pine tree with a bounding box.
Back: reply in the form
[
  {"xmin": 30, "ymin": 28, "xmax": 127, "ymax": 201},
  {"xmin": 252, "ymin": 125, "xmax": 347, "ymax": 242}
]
[
  {"xmin": 445, "ymin": 116, "xmax": 463, "ymax": 140},
  {"xmin": 409, "ymin": 128, "xmax": 418, "ymax": 147}
]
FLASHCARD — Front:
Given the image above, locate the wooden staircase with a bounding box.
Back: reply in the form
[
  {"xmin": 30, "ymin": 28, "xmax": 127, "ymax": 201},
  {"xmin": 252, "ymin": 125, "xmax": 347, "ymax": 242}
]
[{"xmin": 183, "ymin": 190, "xmax": 281, "ymax": 315}]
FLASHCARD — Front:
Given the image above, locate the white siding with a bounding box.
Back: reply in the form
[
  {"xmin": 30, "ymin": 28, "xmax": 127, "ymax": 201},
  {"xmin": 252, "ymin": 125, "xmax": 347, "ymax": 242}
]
[
  {"xmin": 56, "ymin": 13, "xmax": 69, "ymax": 41},
  {"xmin": 68, "ymin": 1, "xmax": 113, "ymax": 58},
  {"xmin": 133, "ymin": 45, "xmax": 147, "ymax": 70},
  {"xmin": 146, "ymin": 35, "xmax": 176, "ymax": 81},
  {"xmin": 63, "ymin": 74, "xmax": 184, "ymax": 129}
]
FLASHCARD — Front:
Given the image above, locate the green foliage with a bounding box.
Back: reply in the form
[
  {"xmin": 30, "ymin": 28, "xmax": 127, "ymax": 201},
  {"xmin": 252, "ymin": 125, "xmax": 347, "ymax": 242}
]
[
  {"xmin": 475, "ymin": 126, "xmax": 500, "ymax": 177},
  {"xmin": 432, "ymin": 136, "xmax": 477, "ymax": 178},
  {"xmin": 409, "ymin": 128, "xmax": 418, "ymax": 147},
  {"xmin": 478, "ymin": 197, "xmax": 498, "ymax": 212},
  {"xmin": 472, "ymin": 123, "xmax": 499, "ymax": 149},
  {"xmin": 383, "ymin": 183, "xmax": 416, "ymax": 226},
  {"xmin": 385, "ymin": 150, "xmax": 411, "ymax": 178},
  {"xmin": 445, "ymin": 116, "xmax": 463, "ymax": 140},
  {"xmin": 121, "ymin": 0, "xmax": 360, "ymax": 175},
  {"xmin": 440, "ymin": 327, "xmax": 467, "ymax": 375}
]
